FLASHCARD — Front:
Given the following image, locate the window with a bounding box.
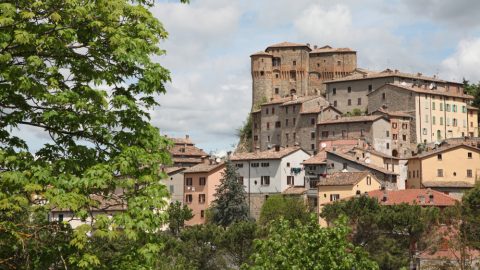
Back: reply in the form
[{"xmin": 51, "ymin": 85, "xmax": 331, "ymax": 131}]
[
  {"xmin": 330, "ymin": 194, "xmax": 340, "ymax": 201},
  {"xmin": 333, "ymin": 101, "xmax": 337, "ymax": 107},
  {"xmin": 446, "ymin": 104, "xmax": 451, "ymax": 112},
  {"xmin": 386, "ymin": 143, "xmax": 390, "ymax": 149},
  {"xmin": 266, "ymin": 122, "xmax": 270, "ymax": 130},
  {"xmin": 437, "ymin": 169, "xmax": 443, "ymax": 177},
  {"xmin": 186, "ymin": 178, "xmax": 193, "ymax": 186},
  {"xmin": 467, "ymin": 169, "xmax": 473, "ymax": 178},
  {"xmin": 393, "ymin": 134, "xmax": 398, "ymax": 140},
  {"xmin": 199, "ymin": 177, "xmax": 206, "ymax": 185},
  {"xmin": 342, "ymin": 163, "xmax": 348, "ymax": 170},
  {"xmin": 236, "ymin": 163, "xmax": 243, "ymax": 168},
  {"xmin": 199, "ymin": 194, "xmax": 206, "ymax": 203},
  {"xmin": 440, "ymin": 117, "xmax": 444, "ymax": 125},
  {"xmin": 200, "ymin": 210, "xmax": 205, "ymax": 218},
  {"xmin": 186, "ymin": 194, "xmax": 193, "ymax": 203},
  {"xmin": 366, "ymin": 176, "xmax": 372, "ymax": 185},
  {"xmin": 293, "ymin": 118, "xmax": 296, "ymax": 125},
  {"xmin": 265, "ymin": 108, "xmax": 269, "ymax": 114},
  {"xmin": 311, "ymin": 132, "xmax": 315, "ymax": 139},
  {"xmin": 332, "ymin": 88, "xmax": 336, "ymax": 95},
  {"xmin": 360, "ymin": 129, "xmax": 365, "ymax": 137},
  {"xmin": 254, "ymin": 135, "xmax": 258, "ymax": 141},
  {"xmin": 58, "ymin": 214, "xmax": 64, "ymax": 222},
  {"xmin": 276, "ymin": 74, "xmax": 279, "ymax": 78},
  {"xmin": 254, "ymin": 123, "xmax": 258, "ymax": 129},
  {"xmin": 286, "ymin": 133, "xmax": 289, "ymax": 141},
  {"xmin": 348, "ymin": 99, "xmax": 351, "ymax": 106},
  {"xmin": 392, "ymin": 123, "xmax": 397, "ymax": 129},
  {"xmin": 437, "ymin": 154, "xmax": 442, "ymax": 160},
  {"xmin": 453, "ymin": 118, "xmax": 457, "ymax": 127},
  {"xmin": 261, "ymin": 162, "xmax": 269, "ymax": 167},
  {"xmin": 348, "ymin": 87, "xmax": 352, "ymax": 93},
  {"xmin": 285, "ymin": 107, "xmax": 289, "ymax": 114},
  {"xmin": 290, "ymin": 71, "xmax": 296, "ymax": 80},
  {"xmin": 386, "ymin": 131, "xmax": 390, "ymax": 137},
  {"xmin": 237, "ymin": 176, "xmax": 244, "ymax": 185},
  {"xmin": 322, "ymin": 131, "xmax": 329, "ymax": 138},
  {"xmin": 311, "ymin": 144, "xmax": 315, "ymax": 150},
  {"xmin": 468, "ymin": 152, "xmax": 472, "ymax": 159},
  {"xmin": 275, "ymin": 121, "xmax": 281, "ymax": 128},
  {"xmin": 382, "ymin": 93, "xmax": 386, "ymax": 100},
  {"xmin": 293, "ymin": 106, "xmax": 296, "ymax": 113},
  {"xmin": 272, "ymin": 108, "xmax": 275, "ymax": 114},
  {"xmin": 169, "ymin": 185, "xmax": 174, "ymax": 193},
  {"xmin": 261, "ymin": 176, "xmax": 270, "ymax": 186},
  {"xmin": 357, "ymin": 98, "xmax": 362, "ymax": 105},
  {"xmin": 440, "ymin": 103, "xmax": 443, "ymax": 111},
  {"xmin": 403, "ymin": 134, "xmax": 407, "ymax": 141},
  {"xmin": 286, "ymin": 162, "xmax": 291, "ymax": 167},
  {"xmin": 260, "ymin": 71, "xmax": 264, "ymax": 76},
  {"xmin": 337, "ymin": 61, "xmax": 341, "ymax": 66},
  {"xmin": 423, "ymin": 128, "xmax": 427, "ymax": 135},
  {"xmin": 432, "ymin": 102, "xmax": 435, "ymax": 110},
  {"xmin": 293, "ymin": 132, "xmax": 296, "ymax": 140},
  {"xmin": 432, "ymin": 116, "xmax": 436, "ymax": 125},
  {"xmin": 267, "ymin": 135, "xmax": 271, "ymax": 142},
  {"xmin": 293, "ymin": 60, "xmax": 296, "ymax": 66},
  {"xmin": 287, "ymin": 176, "xmax": 294, "ymax": 185},
  {"xmin": 251, "ymin": 163, "xmax": 259, "ymax": 167},
  {"xmin": 368, "ymin": 84, "xmax": 372, "ymax": 92},
  {"xmin": 402, "ymin": 123, "xmax": 408, "ymax": 129}
]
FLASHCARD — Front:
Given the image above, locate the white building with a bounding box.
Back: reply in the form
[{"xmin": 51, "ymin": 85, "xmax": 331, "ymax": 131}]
[{"xmin": 230, "ymin": 146, "xmax": 311, "ymax": 220}]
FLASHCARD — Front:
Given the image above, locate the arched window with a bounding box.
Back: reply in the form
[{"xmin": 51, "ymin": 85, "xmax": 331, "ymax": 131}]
[{"xmin": 290, "ymin": 89, "xmax": 296, "ymax": 95}]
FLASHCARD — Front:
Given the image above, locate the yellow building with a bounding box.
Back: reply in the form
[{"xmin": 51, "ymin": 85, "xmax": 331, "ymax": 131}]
[
  {"xmin": 406, "ymin": 144, "xmax": 480, "ymax": 199},
  {"xmin": 468, "ymin": 105, "xmax": 479, "ymax": 137}
]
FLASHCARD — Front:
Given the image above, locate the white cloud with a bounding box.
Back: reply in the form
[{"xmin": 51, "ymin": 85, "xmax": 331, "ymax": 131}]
[{"xmin": 441, "ymin": 38, "xmax": 480, "ymax": 82}]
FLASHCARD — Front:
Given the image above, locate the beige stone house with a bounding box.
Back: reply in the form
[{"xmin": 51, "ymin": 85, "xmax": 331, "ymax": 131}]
[
  {"xmin": 183, "ymin": 161, "xmax": 225, "ymax": 226},
  {"xmin": 407, "ymin": 144, "xmax": 480, "ymax": 199},
  {"xmin": 317, "ymin": 115, "xmax": 393, "ymax": 156},
  {"xmin": 367, "ymin": 83, "xmax": 476, "ymax": 145},
  {"xmin": 169, "ymin": 135, "xmax": 209, "ymax": 167}
]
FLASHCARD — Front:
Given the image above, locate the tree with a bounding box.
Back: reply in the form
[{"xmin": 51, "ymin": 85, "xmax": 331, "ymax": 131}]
[
  {"xmin": 245, "ymin": 216, "xmax": 379, "ymax": 269},
  {"xmin": 258, "ymin": 194, "xmax": 310, "ymax": 225},
  {"xmin": 0, "ymin": 0, "xmax": 186, "ymax": 268},
  {"xmin": 210, "ymin": 161, "xmax": 249, "ymax": 227},
  {"xmin": 220, "ymin": 221, "xmax": 257, "ymax": 267},
  {"xmin": 463, "ymin": 79, "xmax": 480, "ymax": 108},
  {"xmin": 461, "ymin": 184, "xmax": 480, "ymax": 249},
  {"xmin": 167, "ymin": 201, "xmax": 193, "ymax": 236}
]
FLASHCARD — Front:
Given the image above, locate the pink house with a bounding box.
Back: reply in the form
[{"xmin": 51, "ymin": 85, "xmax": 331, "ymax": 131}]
[{"xmin": 183, "ymin": 161, "xmax": 225, "ymax": 225}]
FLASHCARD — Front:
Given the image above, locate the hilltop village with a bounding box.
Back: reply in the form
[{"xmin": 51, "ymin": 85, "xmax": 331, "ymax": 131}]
[{"xmin": 49, "ymin": 42, "xmax": 480, "ymax": 269}]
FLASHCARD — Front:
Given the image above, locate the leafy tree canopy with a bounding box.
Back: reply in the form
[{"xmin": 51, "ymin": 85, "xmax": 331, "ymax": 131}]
[
  {"xmin": 0, "ymin": 0, "xmax": 185, "ymax": 268},
  {"xmin": 258, "ymin": 194, "xmax": 310, "ymax": 225}
]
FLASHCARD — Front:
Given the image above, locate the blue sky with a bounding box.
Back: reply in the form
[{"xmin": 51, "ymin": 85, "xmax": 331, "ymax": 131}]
[
  {"xmin": 149, "ymin": 0, "xmax": 480, "ymax": 155},
  {"xmin": 15, "ymin": 0, "xmax": 480, "ymax": 155}
]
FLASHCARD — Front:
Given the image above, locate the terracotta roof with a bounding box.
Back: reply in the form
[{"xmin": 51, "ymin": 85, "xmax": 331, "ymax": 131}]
[
  {"xmin": 282, "ymin": 186, "xmax": 307, "ymax": 195},
  {"xmin": 324, "ymin": 68, "xmax": 458, "ymax": 84},
  {"xmin": 411, "ymin": 143, "xmax": 480, "ymax": 159},
  {"xmin": 172, "ymin": 157, "xmax": 204, "ymax": 164},
  {"xmin": 367, "ymin": 189, "xmax": 458, "ymax": 206},
  {"xmin": 170, "ymin": 144, "xmax": 208, "ymax": 157},
  {"xmin": 163, "ymin": 166, "xmax": 186, "ymax": 175},
  {"xmin": 280, "ymin": 96, "xmax": 320, "ymax": 106},
  {"xmin": 317, "ymin": 171, "xmax": 371, "ymax": 186},
  {"xmin": 319, "ymin": 115, "xmax": 384, "ymax": 125},
  {"xmin": 422, "ymin": 181, "xmax": 474, "ymax": 188},
  {"xmin": 310, "ymin": 45, "xmax": 355, "ymax": 54},
  {"xmin": 171, "ymin": 137, "xmax": 193, "ymax": 145},
  {"xmin": 302, "ymin": 152, "xmax": 327, "ymax": 165},
  {"xmin": 326, "ymin": 151, "xmax": 398, "ymax": 175},
  {"xmin": 468, "ymin": 105, "xmax": 479, "ymax": 111},
  {"xmin": 266, "ymin": 42, "xmax": 311, "ymax": 50},
  {"xmin": 300, "ymin": 105, "xmax": 342, "ymax": 115},
  {"xmin": 183, "ymin": 162, "xmax": 225, "ymax": 174},
  {"xmin": 230, "ymin": 147, "xmax": 308, "ymax": 161},
  {"xmin": 368, "ymin": 83, "xmax": 473, "ymax": 99},
  {"xmin": 250, "ymin": 51, "xmax": 273, "ymax": 57},
  {"xmin": 372, "ymin": 108, "xmax": 414, "ymax": 118}
]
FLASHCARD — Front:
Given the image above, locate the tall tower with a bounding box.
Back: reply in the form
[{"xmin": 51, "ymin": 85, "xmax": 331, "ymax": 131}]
[{"xmin": 250, "ymin": 51, "xmax": 273, "ymax": 109}]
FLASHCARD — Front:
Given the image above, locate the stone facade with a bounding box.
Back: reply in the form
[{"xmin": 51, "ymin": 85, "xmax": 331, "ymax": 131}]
[
  {"xmin": 251, "ymin": 42, "xmax": 357, "ymax": 109},
  {"xmin": 251, "ymin": 96, "xmax": 341, "ymax": 153}
]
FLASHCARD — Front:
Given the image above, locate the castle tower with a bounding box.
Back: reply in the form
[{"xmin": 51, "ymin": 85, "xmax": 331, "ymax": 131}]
[{"xmin": 250, "ymin": 51, "xmax": 273, "ymax": 109}]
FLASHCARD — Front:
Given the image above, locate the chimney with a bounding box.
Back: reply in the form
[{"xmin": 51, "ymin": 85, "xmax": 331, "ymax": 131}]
[
  {"xmin": 394, "ymin": 69, "xmax": 398, "ymax": 73},
  {"xmin": 417, "ymin": 72, "xmax": 422, "ymax": 77},
  {"xmin": 429, "ymin": 193, "xmax": 434, "ymax": 204},
  {"xmin": 306, "ymin": 43, "xmax": 310, "ymax": 48},
  {"xmin": 185, "ymin": 134, "xmax": 189, "ymax": 140},
  {"xmin": 255, "ymin": 146, "xmax": 260, "ymax": 153},
  {"xmin": 201, "ymin": 156, "xmax": 208, "ymax": 164},
  {"xmin": 274, "ymin": 145, "xmax": 280, "ymax": 152},
  {"xmin": 314, "ymin": 45, "xmax": 318, "ymax": 49}
]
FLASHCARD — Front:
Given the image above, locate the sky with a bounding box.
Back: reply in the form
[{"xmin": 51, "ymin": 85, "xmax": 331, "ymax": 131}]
[
  {"xmin": 149, "ymin": 0, "xmax": 480, "ymax": 155},
  {"xmin": 12, "ymin": 0, "xmax": 480, "ymax": 156}
]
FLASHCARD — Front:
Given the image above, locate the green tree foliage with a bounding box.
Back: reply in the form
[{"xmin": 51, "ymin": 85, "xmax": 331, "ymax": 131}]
[
  {"xmin": 461, "ymin": 184, "xmax": 480, "ymax": 249},
  {"xmin": 0, "ymin": 0, "xmax": 185, "ymax": 268},
  {"xmin": 221, "ymin": 221, "xmax": 257, "ymax": 267},
  {"xmin": 463, "ymin": 79, "xmax": 480, "ymax": 108},
  {"xmin": 210, "ymin": 161, "xmax": 249, "ymax": 227},
  {"xmin": 321, "ymin": 196, "xmax": 440, "ymax": 270},
  {"xmin": 259, "ymin": 194, "xmax": 310, "ymax": 225},
  {"xmin": 167, "ymin": 201, "xmax": 193, "ymax": 236},
  {"xmin": 245, "ymin": 216, "xmax": 379, "ymax": 270}
]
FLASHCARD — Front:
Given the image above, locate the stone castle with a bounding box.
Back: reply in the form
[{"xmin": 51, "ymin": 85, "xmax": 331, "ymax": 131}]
[{"xmin": 250, "ymin": 42, "xmax": 357, "ymax": 109}]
